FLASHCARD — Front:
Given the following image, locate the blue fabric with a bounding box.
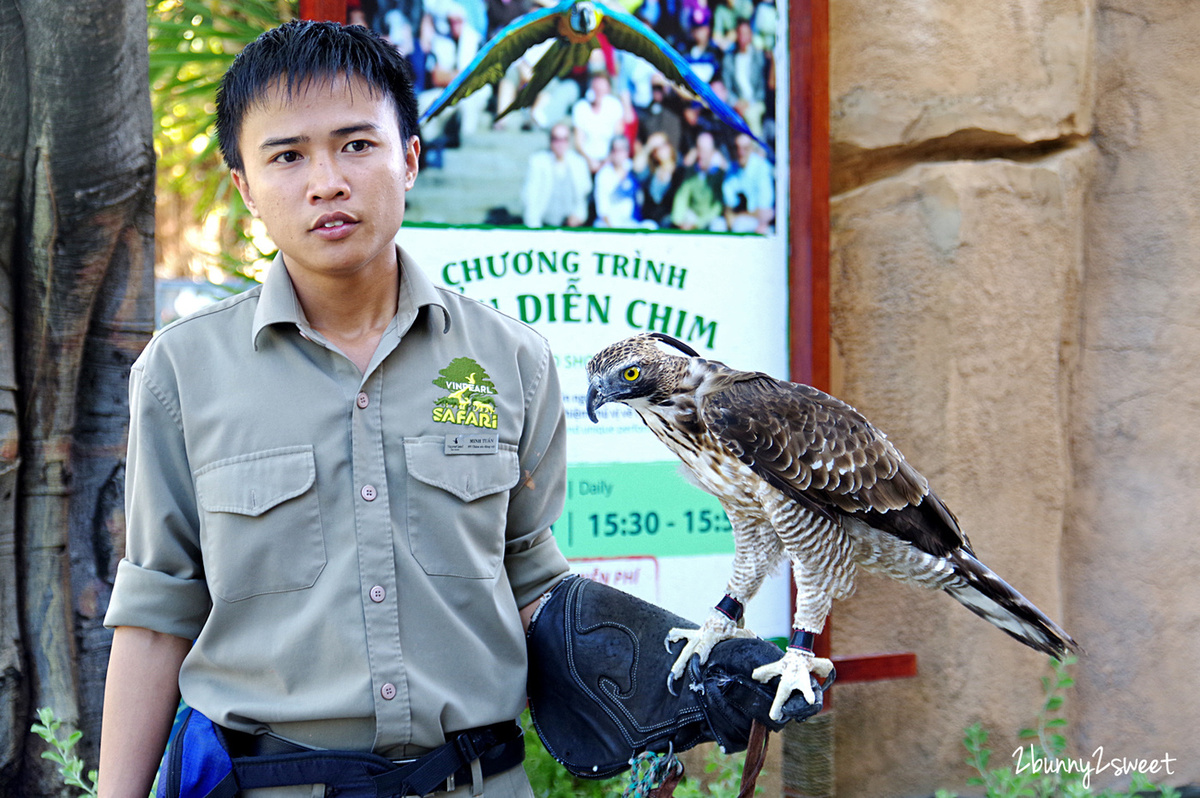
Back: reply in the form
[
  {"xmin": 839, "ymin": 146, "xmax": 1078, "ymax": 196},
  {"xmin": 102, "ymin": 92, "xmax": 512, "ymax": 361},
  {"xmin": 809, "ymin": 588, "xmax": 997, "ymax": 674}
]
[
  {"xmin": 158, "ymin": 708, "xmax": 235, "ymax": 798},
  {"xmin": 155, "ymin": 707, "xmax": 520, "ymax": 797}
]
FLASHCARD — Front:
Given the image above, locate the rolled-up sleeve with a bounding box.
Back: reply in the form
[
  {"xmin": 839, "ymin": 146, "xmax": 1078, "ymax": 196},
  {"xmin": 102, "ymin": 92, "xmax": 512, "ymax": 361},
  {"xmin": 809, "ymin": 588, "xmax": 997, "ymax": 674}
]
[
  {"xmin": 503, "ymin": 337, "xmax": 569, "ymax": 608},
  {"xmin": 105, "ymin": 363, "xmax": 211, "ymax": 638}
]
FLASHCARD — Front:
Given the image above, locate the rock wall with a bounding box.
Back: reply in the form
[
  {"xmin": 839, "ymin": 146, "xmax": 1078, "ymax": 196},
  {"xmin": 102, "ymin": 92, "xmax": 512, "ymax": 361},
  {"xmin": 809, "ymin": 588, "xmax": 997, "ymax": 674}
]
[
  {"xmin": 823, "ymin": 0, "xmax": 1200, "ymax": 793},
  {"xmin": 1068, "ymin": 0, "xmax": 1200, "ymax": 784}
]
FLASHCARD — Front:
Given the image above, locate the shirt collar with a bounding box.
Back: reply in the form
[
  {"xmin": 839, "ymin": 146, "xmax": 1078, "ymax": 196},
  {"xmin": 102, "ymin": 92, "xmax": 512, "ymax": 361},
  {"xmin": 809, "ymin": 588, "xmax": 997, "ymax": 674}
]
[
  {"xmin": 251, "ymin": 254, "xmax": 306, "ymax": 349},
  {"xmin": 396, "ymin": 246, "xmax": 452, "ymax": 337},
  {"xmin": 251, "ymin": 246, "xmax": 451, "ymax": 350}
]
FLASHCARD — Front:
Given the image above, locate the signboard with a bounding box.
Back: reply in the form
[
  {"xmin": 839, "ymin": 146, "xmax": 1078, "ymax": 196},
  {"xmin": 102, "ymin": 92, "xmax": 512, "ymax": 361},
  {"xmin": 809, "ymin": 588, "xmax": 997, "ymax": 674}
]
[{"xmin": 307, "ymin": 0, "xmax": 806, "ymax": 638}]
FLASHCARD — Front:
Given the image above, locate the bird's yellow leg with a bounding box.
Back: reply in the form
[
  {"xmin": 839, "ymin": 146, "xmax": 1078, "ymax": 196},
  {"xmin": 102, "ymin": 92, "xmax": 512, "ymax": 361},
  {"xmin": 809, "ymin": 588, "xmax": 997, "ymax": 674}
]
[
  {"xmin": 666, "ymin": 595, "xmax": 756, "ymax": 680},
  {"xmin": 751, "ymin": 560, "xmax": 834, "ymax": 719},
  {"xmin": 667, "ymin": 509, "xmax": 777, "ymax": 681}
]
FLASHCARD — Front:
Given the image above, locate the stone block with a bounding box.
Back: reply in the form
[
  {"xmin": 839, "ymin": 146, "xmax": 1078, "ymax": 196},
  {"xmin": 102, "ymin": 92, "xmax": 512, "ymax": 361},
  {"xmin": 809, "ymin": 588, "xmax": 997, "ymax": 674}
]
[
  {"xmin": 825, "ymin": 146, "xmax": 1093, "ymax": 797},
  {"xmin": 830, "ymin": 0, "xmax": 1094, "ymax": 176}
]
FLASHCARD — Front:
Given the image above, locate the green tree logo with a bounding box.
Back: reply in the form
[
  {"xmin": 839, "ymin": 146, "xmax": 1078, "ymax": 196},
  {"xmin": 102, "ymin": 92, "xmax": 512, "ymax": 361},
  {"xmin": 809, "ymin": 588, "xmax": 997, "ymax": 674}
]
[
  {"xmin": 432, "ymin": 358, "xmax": 500, "ymax": 429},
  {"xmin": 433, "ymin": 357, "xmax": 496, "ymax": 407}
]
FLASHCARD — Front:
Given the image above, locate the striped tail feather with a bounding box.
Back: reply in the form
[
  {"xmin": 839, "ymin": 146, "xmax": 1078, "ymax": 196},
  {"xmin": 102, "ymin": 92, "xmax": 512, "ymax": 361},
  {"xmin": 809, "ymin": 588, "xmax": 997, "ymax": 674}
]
[{"xmin": 944, "ymin": 550, "xmax": 1079, "ymax": 659}]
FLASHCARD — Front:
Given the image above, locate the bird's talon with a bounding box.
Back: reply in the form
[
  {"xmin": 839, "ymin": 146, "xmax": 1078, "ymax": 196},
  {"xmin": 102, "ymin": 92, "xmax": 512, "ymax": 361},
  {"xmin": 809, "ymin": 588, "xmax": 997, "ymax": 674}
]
[{"xmin": 753, "ymin": 648, "xmax": 828, "ymax": 718}]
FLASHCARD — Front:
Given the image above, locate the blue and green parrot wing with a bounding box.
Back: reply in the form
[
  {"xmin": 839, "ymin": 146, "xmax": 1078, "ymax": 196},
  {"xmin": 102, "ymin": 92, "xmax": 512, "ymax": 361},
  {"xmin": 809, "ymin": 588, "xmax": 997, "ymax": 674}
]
[
  {"xmin": 421, "ymin": 0, "xmax": 773, "ymax": 159},
  {"xmin": 499, "ymin": 38, "xmax": 596, "ymax": 120},
  {"xmin": 594, "ymin": 0, "xmax": 772, "ymax": 156},
  {"xmin": 420, "ymin": 0, "xmax": 574, "ymax": 123}
]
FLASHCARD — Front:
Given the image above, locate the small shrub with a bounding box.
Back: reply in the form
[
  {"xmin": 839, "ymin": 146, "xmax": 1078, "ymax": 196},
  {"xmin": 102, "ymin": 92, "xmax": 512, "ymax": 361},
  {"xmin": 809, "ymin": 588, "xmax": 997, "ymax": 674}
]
[
  {"xmin": 936, "ymin": 657, "xmax": 1180, "ymax": 798},
  {"xmin": 31, "ymin": 707, "xmax": 98, "ymax": 798}
]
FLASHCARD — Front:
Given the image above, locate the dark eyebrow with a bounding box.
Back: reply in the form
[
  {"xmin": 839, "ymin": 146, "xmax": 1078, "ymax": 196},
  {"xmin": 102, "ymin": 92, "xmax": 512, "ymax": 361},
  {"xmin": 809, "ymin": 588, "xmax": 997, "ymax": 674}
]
[
  {"xmin": 260, "ymin": 135, "xmax": 307, "ymax": 151},
  {"xmin": 332, "ymin": 122, "xmax": 382, "ymax": 138},
  {"xmin": 258, "ymin": 123, "xmax": 381, "ymax": 151}
]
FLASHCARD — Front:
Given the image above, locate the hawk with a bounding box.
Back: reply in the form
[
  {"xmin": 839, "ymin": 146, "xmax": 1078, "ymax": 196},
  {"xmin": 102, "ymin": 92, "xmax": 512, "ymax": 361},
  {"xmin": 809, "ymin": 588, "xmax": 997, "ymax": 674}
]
[{"xmin": 585, "ymin": 332, "xmax": 1078, "ymax": 720}]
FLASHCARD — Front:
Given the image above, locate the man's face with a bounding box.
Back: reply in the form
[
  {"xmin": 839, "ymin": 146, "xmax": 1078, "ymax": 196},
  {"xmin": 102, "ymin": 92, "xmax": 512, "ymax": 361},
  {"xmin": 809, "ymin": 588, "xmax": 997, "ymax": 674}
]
[
  {"xmin": 231, "ymin": 74, "xmax": 418, "ymax": 283},
  {"xmin": 696, "ymin": 133, "xmax": 715, "ymax": 169},
  {"xmin": 610, "ymin": 137, "xmax": 629, "ymax": 166},
  {"xmin": 736, "ymin": 21, "xmax": 753, "ymax": 50},
  {"xmin": 549, "ymin": 125, "xmax": 571, "ymax": 158},
  {"xmin": 735, "ymin": 134, "xmax": 754, "ymax": 166},
  {"xmin": 591, "ymin": 75, "xmax": 610, "ymax": 101}
]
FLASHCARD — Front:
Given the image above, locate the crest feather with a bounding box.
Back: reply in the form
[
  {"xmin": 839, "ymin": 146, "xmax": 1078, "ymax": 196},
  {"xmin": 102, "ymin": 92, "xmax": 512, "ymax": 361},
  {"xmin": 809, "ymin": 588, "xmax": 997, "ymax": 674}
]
[{"xmin": 647, "ymin": 332, "xmax": 700, "ymax": 358}]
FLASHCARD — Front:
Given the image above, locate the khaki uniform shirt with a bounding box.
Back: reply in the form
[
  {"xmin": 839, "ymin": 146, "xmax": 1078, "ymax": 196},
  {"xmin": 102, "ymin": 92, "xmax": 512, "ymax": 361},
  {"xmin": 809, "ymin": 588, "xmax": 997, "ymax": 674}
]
[{"xmin": 105, "ymin": 248, "xmax": 569, "ymax": 756}]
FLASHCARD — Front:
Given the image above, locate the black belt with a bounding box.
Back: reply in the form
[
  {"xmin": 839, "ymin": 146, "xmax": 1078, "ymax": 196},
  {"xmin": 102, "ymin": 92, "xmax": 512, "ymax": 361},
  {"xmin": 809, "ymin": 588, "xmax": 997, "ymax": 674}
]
[{"xmin": 223, "ymin": 721, "xmax": 525, "ymax": 796}]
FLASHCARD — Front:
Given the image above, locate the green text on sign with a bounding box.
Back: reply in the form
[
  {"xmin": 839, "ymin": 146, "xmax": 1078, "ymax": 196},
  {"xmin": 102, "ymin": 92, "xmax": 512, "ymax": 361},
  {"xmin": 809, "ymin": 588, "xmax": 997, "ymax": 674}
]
[{"xmin": 554, "ymin": 462, "xmax": 736, "ymax": 558}]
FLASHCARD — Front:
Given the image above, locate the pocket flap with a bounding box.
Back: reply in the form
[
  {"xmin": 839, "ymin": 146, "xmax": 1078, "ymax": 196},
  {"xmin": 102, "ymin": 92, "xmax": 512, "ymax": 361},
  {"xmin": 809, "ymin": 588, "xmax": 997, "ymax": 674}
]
[
  {"xmin": 405, "ymin": 438, "xmax": 519, "ymax": 502},
  {"xmin": 195, "ymin": 446, "xmax": 316, "ymax": 516}
]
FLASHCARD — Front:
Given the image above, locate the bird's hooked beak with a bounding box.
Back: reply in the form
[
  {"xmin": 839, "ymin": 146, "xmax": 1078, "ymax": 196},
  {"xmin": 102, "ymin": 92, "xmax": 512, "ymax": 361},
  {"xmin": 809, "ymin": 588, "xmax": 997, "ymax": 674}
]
[{"xmin": 585, "ymin": 375, "xmax": 610, "ymax": 423}]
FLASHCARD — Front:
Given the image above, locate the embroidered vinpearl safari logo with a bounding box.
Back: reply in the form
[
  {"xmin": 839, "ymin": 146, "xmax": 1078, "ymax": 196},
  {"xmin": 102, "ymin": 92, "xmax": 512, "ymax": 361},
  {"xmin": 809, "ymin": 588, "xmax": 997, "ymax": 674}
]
[{"xmin": 432, "ymin": 357, "xmax": 499, "ymax": 429}]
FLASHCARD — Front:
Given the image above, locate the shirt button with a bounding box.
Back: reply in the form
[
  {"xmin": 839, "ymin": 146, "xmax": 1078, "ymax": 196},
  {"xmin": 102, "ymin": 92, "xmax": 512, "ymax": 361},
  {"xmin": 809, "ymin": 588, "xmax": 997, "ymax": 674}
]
[
  {"xmin": 361, "ymin": 485, "xmax": 377, "ymax": 502},
  {"xmin": 381, "ymin": 683, "xmax": 397, "ymax": 701},
  {"xmin": 356, "ymin": 392, "xmax": 369, "ymax": 409},
  {"xmin": 369, "ymin": 585, "xmax": 386, "ymax": 603}
]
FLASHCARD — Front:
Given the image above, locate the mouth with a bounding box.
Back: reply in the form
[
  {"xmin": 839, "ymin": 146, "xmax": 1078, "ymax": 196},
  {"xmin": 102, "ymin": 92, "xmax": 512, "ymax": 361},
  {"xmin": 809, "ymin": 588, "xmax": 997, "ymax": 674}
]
[{"xmin": 310, "ymin": 212, "xmax": 359, "ymax": 240}]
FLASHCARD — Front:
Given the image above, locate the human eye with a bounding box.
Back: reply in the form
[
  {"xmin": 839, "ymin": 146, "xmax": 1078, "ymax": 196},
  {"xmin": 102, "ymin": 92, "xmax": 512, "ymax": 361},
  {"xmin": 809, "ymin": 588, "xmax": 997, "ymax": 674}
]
[
  {"xmin": 270, "ymin": 150, "xmax": 302, "ymax": 164},
  {"xmin": 344, "ymin": 139, "xmax": 374, "ymax": 153}
]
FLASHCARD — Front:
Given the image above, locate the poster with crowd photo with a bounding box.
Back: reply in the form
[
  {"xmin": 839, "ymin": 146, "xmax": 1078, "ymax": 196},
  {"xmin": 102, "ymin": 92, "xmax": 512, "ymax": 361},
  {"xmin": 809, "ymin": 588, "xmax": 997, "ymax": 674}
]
[{"xmin": 367, "ymin": 0, "xmax": 793, "ymax": 638}]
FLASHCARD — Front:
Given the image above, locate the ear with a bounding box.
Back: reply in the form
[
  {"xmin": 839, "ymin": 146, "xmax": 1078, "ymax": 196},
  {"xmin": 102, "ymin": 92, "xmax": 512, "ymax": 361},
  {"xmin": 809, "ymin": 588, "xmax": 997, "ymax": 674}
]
[
  {"xmin": 231, "ymin": 169, "xmax": 260, "ymax": 218},
  {"xmin": 404, "ymin": 136, "xmax": 420, "ymax": 191}
]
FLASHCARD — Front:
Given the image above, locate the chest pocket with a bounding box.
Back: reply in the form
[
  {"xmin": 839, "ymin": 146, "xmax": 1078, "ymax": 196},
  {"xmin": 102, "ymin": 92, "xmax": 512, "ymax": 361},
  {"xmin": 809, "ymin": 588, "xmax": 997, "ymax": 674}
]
[
  {"xmin": 404, "ymin": 437, "xmax": 519, "ymax": 579},
  {"xmin": 194, "ymin": 446, "xmax": 326, "ymax": 602}
]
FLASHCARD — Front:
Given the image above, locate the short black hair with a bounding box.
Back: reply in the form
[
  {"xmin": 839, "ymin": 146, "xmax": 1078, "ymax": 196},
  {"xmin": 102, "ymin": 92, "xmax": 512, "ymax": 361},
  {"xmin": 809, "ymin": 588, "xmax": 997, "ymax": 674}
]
[{"xmin": 216, "ymin": 20, "xmax": 419, "ymax": 172}]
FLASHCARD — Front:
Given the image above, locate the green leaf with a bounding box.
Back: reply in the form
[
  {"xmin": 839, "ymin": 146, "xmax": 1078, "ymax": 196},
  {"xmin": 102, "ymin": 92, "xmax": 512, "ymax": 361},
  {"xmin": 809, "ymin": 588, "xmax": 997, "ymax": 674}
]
[{"xmin": 40, "ymin": 750, "xmax": 67, "ymax": 766}]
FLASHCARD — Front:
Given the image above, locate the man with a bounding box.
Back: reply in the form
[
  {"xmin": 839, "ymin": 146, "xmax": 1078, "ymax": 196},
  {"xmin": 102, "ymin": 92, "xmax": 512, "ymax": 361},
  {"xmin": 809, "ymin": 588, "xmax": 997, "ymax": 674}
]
[
  {"xmin": 680, "ymin": 15, "xmax": 722, "ymax": 85},
  {"xmin": 484, "ymin": 0, "xmax": 532, "ymax": 129},
  {"xmin": 101, "ymin": 21, "xmax": 821, "ymax": 798},
  {"xmin": 522, "ymin": 122, "xmax": 592, "ymax": 228},
  {"xmin": 570, "ymin": 71, "xmax": 626, "ymax": 173},
  {"xmin": 418, "ymin": 1, "xmax": 486, "ymax": 150},
  {"xmin": 99, "ymin": 21, "xmax": 568, "ymax": 798},
  {"xmin": 720, "ymin": 133, "xmax": 774, "ymax": 233},
  {"xmin": 720, "ymin": 19, "xmax": 767, "ymax": 138},
  {"xmin": 592, "ymin": 135, "xmax": 643, "ymax": 228},
  {"xmin": 635, "ymin": 77, "xmax": 686, "ymax": 155},
  {"xmin": 671, "ymin": 131, "xmax": 725, "ymax": 230}
]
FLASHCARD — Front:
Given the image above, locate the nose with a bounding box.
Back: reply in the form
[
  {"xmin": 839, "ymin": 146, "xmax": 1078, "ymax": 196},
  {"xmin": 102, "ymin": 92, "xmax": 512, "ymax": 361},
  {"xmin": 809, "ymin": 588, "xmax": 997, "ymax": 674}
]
[{"xmin": 308, "ymin": 154, "xmax": 350, "ymax": 202}]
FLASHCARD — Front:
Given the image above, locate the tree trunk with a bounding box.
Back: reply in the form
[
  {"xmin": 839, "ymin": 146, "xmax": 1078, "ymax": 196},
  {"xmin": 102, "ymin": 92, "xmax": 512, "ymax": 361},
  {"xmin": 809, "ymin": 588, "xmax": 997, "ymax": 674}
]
[{"xmin": 0, "ymin": 0, "xmax": 155, "ymax": 793}]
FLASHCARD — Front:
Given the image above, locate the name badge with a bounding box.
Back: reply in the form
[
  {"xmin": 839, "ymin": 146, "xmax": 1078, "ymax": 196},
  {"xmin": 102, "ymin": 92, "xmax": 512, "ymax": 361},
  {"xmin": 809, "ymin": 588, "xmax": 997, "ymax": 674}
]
[{"xmin": 444, "ymin": 432, "xmax": 500, "ymax": 455}]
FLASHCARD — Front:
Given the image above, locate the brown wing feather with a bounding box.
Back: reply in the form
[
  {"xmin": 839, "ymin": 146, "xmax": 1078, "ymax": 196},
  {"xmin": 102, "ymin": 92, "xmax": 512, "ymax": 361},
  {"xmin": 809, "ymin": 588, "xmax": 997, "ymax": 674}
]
[{"xmin": 700, "ymin": 369, "xmax": 971, "ymax": 557}]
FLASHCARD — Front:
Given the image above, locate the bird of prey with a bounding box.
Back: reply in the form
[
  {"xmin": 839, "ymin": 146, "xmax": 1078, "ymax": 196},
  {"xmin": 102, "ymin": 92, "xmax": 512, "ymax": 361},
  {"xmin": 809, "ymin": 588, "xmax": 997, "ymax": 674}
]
[
  {"xmin": 419, "ymin": 0, "xmax": 770, "ymax": 154},
  {"xmin": 585, "ymin": 332, "xmax": 1079, "ymax": 721}
]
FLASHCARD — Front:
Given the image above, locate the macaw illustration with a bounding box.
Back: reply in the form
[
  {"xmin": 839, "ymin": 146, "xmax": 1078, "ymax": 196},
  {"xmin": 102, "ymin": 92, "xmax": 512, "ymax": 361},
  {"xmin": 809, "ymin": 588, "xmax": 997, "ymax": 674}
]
[{"xmin": 419, "ymin": 0, "xmax": 771, "ymax": 156}]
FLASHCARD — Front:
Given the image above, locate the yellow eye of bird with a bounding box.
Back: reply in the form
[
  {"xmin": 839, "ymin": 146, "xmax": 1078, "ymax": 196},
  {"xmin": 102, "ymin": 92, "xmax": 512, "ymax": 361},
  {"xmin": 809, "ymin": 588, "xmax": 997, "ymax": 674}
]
[{"xmin": 623, "ymin": 367, "xmax": 640, "ymax": 381}]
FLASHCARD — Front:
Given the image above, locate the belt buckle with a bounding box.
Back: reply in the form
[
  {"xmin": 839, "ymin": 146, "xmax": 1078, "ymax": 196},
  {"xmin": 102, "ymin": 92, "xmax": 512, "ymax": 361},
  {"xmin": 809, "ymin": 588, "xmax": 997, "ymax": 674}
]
[{"xmin": 445, "ymin": 774, "xmax": 455, "ymax": 793}]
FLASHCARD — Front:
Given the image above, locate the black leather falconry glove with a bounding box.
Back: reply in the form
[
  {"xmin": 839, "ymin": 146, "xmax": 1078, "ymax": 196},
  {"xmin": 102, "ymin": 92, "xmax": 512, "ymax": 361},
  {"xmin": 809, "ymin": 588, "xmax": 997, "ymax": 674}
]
[{"xmin": 526, "ymin": 575, "xmax": 828, "ymax": 779}]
